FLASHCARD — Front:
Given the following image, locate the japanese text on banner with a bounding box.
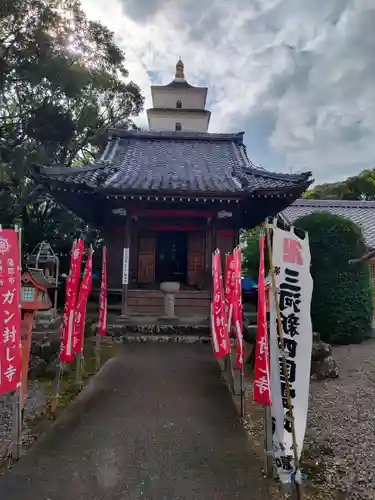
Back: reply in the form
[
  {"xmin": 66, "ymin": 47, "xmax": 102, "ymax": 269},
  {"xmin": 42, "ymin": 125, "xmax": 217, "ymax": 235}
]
[
  {"xmin": 254, "ymin": 234, "xmax": 271, "ymax": 405},
  {"xmin": 98, "ymin": 247, "xmax": 107, "ymax": 336},
  {"xmin": 232, "ymin": 247, "xmax": 244, "ymax": 369},
  {"xmin": 211, "ymin": 250, "xmax": 230, "ymax": 359},
  {"xmin": 72, "ymin": 247, "xmax": 93, "ymax": 353},
  {"xmin": 0, "ymin": 230, "xmax": 22, "ymax": 396},
  {"xmin": 224, "ymin": 253, "xmax": 235, "ymax": 329},
  {"xmin": 269, "ymin": 226, "xmax": 313, "ymax": 484},
  {"xmin": 60, "ymin": 239, "xmax": 84, "ymax": 363}
]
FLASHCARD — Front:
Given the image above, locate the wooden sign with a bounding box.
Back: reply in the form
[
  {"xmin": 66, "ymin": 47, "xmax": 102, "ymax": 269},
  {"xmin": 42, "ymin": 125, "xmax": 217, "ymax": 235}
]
[{"xmin": 122, "ymin": 248, "xmax": 129, "ymax": 285}]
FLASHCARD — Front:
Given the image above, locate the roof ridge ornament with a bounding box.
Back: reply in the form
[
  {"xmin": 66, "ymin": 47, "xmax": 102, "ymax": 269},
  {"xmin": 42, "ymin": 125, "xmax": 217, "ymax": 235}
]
[{"xmin": 175, "ymin": 58, "xmax": 185, "ymax": 80}]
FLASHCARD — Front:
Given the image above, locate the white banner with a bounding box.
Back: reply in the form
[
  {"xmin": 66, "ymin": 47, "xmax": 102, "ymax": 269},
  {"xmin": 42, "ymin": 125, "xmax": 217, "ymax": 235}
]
[
  {"xmin": 122, "ymin": 248, "xmax": 129, "ymax": 285},
  {"xmin": 269, "ymin": 224, "xmax": 313, "ymax": 484}
]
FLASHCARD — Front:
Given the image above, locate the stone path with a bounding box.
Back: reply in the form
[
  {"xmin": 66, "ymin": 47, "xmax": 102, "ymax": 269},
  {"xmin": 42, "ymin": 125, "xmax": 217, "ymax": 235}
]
[{"xmin": 0, "ymin": 343, "xmax": 270, "ymax": 500}]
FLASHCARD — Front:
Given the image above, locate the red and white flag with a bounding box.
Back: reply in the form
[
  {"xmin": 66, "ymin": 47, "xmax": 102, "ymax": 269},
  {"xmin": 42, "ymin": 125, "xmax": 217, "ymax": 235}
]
[
  {"xmin": 60, "ymin": 239, "xmax": 84, "ymax": 363},
  {"xmin": 0, "ymin": 229, "xmax": 22, "ymax": 396},
  {"xmin": 72, "ymin": 246, "xmax": 93, "ymax": 353},
  {"xmin": 224, "ymin": 253, "xmax": 235, "ymax": 334},
  {"xmin": 211, "ymin": 250, "xmax": 230, "ymax": 359},
  {"xmin": 98, "ymin": 246, "xmax": 107, "ymax": 336},
  {"xmin": 254, "ymin": 234, "xmax": 271, "ymax": 405},
  {"xmin": 232, "ymin": 247, "xmax": 244, "ymax": 369}
]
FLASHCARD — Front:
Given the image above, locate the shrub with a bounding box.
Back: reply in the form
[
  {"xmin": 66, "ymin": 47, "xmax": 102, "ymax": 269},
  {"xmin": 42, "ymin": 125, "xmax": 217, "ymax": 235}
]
[{"xmin": 295, "ymin": 212, "xmax": 372, "ymax": 344}]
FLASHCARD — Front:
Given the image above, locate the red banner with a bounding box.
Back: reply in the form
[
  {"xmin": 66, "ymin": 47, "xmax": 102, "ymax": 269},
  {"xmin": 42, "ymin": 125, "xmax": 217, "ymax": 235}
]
[
  {"xmin": 60, "ymin": 239, "xmax": 84, "ymax": 363},
  {"xmin": 211, "ymin": 250, "xmax": 230, "ymax": 359},
  {"xmin": 0, "ymin": 229, "xmax": 22, "ymax": 396},
  {"xmin": 232, "ymin": 247, "xmax": 244, "ymax": 369},
  {"xmin": 72, "ymin": 247, "xmax": 93, "ymax": 353},
  {"xmin": 98, "ymin": 247, "xmax": 107, "ymax": 336},
  {"xmin": 254, "ymin": 234, "xmax": 271, "ymax": 405},
  {"xmin": 224, "ymin": 253, "xmax": 235, "ymax": 333}
]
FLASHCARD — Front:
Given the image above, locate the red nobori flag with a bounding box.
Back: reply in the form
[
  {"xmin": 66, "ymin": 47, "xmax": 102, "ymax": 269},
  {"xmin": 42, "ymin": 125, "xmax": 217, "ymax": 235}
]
[
  {"xmin": 224, "ymin": 253, "xmax": 235, "ymax": 333},
  {"xmin": 60, "ymin": 239, "xmax": 84, "ymax": 363},
  {"xmin": 211, "ymin": 250, "xmax": 230, "ymax": 359},
  {"xmin": 98, "ymin": 247, "xmax": 107, "ymax": 336},
  {"xmin": 232, "ymin": 247, "xmax": 244, "ymax": 369},
  {"xmin": 0, "ymin": 229, "xmax": 22, "ymax": 396},
  {"xmin": 72, "ymin": 246, "xmax": 93, "ymax": 353},
  {"xmin": 254, "ymin": 234, "xmax": 271, "ymax": 405}
]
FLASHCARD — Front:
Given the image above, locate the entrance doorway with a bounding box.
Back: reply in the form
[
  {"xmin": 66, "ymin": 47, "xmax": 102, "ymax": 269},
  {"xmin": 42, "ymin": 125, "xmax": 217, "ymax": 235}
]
[{"xmin": 155, "ymin": 231, "xmax": 187, "ymax": 284}]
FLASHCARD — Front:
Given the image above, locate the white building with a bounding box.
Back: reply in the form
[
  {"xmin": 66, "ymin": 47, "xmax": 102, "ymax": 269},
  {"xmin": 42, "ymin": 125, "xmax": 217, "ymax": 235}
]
[{"xmin": 147, "ymin": 60, "xmax": 211, "ymax": 133}]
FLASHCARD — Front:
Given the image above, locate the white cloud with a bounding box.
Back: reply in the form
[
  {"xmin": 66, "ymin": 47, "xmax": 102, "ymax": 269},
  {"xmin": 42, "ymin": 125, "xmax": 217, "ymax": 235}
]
[{"xmin": 81, "ymin": 0, "xmax": 375, "ymax": 184}]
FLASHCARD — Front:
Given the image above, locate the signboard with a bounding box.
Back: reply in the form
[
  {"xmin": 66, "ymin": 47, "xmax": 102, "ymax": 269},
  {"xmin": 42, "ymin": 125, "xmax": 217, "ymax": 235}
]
[
  {"xmin": 0, "ymin": 229, "xmax": 22, "ymax": 396},
  {"xmin": 122, "ymin": 248, "xmax": 129, "ymax": 285},
  {"xmin": 269, "ymin": 225, "xmax": 313, "ymax": 483}
]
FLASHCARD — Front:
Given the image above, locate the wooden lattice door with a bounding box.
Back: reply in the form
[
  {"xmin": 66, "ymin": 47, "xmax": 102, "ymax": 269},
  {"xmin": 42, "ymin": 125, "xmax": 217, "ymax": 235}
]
[
  {"xmin": 187, "ymin": 231, "xmax": 205, "ymax": 290},
  {"xmin": 215, "ymin": 231, "xmax": 235, "ymax": 271},
  {"xmin": 138, "ymin": 232, "xmax": 156, "ymax": 285}
]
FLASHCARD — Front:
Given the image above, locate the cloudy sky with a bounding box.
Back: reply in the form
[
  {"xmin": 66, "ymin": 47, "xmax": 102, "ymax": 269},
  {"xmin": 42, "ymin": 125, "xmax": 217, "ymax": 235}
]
[{"xmin": 81, "ymin": 0, "xmax": 374, "ymax": 184}]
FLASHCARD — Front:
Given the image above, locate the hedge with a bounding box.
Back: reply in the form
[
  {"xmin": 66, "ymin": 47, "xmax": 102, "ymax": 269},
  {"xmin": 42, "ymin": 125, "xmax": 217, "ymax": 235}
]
[{"xmin": 295, "ymin": 212, "xmax": 372, "ymax": 344}]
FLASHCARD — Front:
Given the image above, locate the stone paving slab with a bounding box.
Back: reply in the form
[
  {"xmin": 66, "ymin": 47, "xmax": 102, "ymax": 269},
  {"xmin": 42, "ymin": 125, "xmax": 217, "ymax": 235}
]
[{"xmin": 0, "ymin": 343, "xmax": 271, "ymax": 500}]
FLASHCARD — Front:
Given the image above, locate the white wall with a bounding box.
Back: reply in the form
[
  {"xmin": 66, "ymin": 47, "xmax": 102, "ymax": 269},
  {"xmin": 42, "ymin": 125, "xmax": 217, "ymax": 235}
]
[
  {"xmin": 151, "ymin": 86, "xmax": 207, "ymax": 110},
  {"xmin": 147, "ymin": 110, "xmax": 210, "ymax": 132}
]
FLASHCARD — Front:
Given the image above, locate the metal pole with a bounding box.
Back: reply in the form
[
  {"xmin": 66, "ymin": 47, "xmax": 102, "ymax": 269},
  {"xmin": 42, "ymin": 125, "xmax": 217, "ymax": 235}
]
[
  {"xmin": 54, "ymin": 256, "xmax": 59, "ymax": 313},
  {"xmin": 11, "ymin": 392, "xmax": 21, "ymax": 461},
  {"xmin": 75, "ymin": 352, "xmax": 83, "ymax": 392},
  {"xmin": 13, "ymin": 224, "xmax": 23, "ymax": 460},
  {"xmin": 52, "ymin": 362, "xmax": 64, "ymax": 420},
  {"xmin": 239, "ymin": 366, "xmax": 245, "ymax": 417},
  {"xmin": 264, "ymin": 405, "xmax": 274, "ymax": 477},
  {"xmin": 225, "ymin": 351, "xmax": 236, "ymax": 395},
  {"xmin": 95, "ymin": 333, "xmax": 101, "ymax": 371}
]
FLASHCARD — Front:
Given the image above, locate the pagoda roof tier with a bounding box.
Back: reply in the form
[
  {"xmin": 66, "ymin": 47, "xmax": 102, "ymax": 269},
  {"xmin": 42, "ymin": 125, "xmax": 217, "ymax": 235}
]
[{"xmin": 31, "ymin": 129, "xmax": 312, "ymax": 198}]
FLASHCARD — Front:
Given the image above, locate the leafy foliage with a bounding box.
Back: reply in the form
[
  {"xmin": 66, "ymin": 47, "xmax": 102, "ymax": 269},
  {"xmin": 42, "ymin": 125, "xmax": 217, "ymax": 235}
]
[
  {"xmin": 304, "ymin": 168, "xmax": 375, "ymax": 200},
  {"xmin": 241, "ymin": 228, "xmax": 269, "ymax": 278},
  {"xmin": 296, "ymin": 212, "xmax": 372, "ymax": 344},
  {"xmin": 0, "ymin": 0, "xmax": 144, "ymax": 266}
]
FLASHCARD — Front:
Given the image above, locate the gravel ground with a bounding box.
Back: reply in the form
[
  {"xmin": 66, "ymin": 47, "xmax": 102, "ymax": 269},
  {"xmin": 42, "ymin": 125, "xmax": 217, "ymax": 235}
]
[
  {"xmin": 305, "ymin": 339, "xmax": 375, "ymax": 500},
  {"xmin": 0, "ymin": 381, "xmax": 48, "ymax": 462},
  {"xmin": 241, "ymin": 338, "xmax": 375, "ymax": 500}
]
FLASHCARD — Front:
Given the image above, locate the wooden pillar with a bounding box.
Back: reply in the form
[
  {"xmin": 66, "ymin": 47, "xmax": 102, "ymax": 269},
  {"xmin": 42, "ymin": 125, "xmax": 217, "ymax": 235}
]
[
  {"xmin": 121, "ymin": 215, "xmax": 131, "ymax": 315},
  {"xmin": 205, "ymin": 218, "xmax": 214, "ymax": 290}
]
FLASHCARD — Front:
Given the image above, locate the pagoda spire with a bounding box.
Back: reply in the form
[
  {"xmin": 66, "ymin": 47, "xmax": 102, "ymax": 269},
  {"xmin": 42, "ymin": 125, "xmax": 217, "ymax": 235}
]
[{"xmin": 175, "ymin": 58, "xmax": 184, "ymax": 79}]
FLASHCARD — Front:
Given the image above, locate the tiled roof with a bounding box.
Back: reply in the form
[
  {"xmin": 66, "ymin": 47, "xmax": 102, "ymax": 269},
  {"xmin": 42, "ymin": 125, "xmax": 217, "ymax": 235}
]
[
  {"xmin": 31, "ymin": 130, "xmax": 312, "ymax": 196},
  {"xmin": 282, "ymin": 199, "xmax": 375, "ymax": 248},
  {"xmin": 27, "ymin": 268, "xmax": 56, "ymax": 288}
]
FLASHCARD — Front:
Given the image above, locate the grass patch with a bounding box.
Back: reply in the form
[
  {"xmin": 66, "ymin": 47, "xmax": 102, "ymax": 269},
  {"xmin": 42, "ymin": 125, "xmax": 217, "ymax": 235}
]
[
  {"xmin": 22, "ymin": 338, "xmax": 120, "ymax": 451},
  {"xmin": 46, "ymin": 338, "xmax": 119, "ymax": 415}
]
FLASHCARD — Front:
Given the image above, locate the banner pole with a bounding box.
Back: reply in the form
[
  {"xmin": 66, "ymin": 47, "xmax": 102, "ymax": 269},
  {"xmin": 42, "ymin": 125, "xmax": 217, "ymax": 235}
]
[
  {"xmin": 265, "ymin": 221, "xmax": 303, "ymax": 499},
  {"xmin": 95, "ymin": 333, "xmax": 101, "ymax": 371},
  {"xmin": 75, "ymin": 352, "xmax": 83, "ymax": 392},
  {"xmin": 264, "ymin": 405, "xmax": 274, "ymax": 477},
  {"xmin": 51, "ymin": 361, "xmax": 64, "ymax": 420},
  {"xmin": 13, "ymin": 224, "xmax": 22, "ymax": 461},
  {"xmin": 239, "ymin": 365, "xmax": 245, "ymax": 417}
]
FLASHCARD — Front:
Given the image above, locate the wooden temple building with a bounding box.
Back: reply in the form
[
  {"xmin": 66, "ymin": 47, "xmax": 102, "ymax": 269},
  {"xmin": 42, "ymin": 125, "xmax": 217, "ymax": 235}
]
[{"xmin": 31, "ymin": 60, "xmax": 312, "ymax": 317}]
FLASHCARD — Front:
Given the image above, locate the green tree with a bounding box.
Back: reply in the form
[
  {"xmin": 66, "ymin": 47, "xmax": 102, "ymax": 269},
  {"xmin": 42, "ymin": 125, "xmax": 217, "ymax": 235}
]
[
  {"xmin": 296, "ymin": 212, "xmax": 372, "ymax": 344},
  {"xmin": 0, "ymin": 0, "xmax": 144, "ymax": 259},
  {"xmin": 241, "ymin": 227, "xmax": 270, "ymax": 278},
  {"xmin": 305, "ymin": 169, "xmax": 375, "ymax": 200}
]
